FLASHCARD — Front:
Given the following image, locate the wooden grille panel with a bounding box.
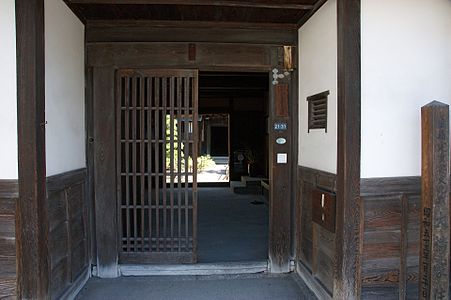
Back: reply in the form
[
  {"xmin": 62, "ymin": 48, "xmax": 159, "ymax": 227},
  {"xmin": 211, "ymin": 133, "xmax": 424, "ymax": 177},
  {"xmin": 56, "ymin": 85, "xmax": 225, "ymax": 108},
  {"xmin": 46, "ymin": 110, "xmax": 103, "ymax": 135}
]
[
  {"xmin": 116, "ymin": 69, "xmax": 198, "ymax": 263},
  {"xmin": 307, "ymin": 90, "xmax": 329, "ymax": 132}
]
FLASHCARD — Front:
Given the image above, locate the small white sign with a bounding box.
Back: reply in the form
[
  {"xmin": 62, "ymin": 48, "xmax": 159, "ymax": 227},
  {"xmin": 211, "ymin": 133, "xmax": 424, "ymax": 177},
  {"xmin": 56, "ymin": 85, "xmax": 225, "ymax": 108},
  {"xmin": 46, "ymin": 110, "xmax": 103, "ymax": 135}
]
[
  {"xmin": 276, "ymin": 137, "xmax": 287, "ymax": 145},
  {"xmin": 277, "ymin": 153, "xmax": 288, "ymax": 164}
]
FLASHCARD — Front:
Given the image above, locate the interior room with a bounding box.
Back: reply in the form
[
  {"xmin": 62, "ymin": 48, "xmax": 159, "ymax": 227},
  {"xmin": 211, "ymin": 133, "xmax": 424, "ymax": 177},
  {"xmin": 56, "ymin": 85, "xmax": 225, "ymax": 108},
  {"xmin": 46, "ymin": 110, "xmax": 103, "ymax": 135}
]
[{"xmin": 197, "ymin": 72, "xmax": 270, "ymax": 263}]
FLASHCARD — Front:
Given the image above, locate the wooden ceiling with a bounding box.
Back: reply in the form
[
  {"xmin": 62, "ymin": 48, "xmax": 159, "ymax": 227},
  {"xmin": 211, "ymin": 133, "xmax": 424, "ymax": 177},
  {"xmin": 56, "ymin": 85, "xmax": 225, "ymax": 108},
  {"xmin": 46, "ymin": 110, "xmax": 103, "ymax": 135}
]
[{"xmin": 64, "ymin": 0, "xmax": 326, "ymax": 29}]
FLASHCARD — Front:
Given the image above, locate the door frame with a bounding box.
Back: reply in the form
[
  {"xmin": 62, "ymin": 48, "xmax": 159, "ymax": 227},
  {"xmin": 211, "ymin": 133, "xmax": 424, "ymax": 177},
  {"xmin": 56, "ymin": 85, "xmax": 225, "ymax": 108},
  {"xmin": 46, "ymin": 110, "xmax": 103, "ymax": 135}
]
[{"xmin": 87, "ymin": 42, "xmax": 296, "ymax": 276}]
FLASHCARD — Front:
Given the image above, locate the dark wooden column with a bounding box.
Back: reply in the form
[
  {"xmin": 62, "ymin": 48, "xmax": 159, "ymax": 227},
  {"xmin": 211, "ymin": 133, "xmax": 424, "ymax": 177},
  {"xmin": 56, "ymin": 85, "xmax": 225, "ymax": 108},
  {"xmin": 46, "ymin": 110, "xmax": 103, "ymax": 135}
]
[
  {"xmin": 419, "ymin": 101, "xmax": 450, "ymax": 300},
  {"xmin": 268, "ymin": 57, "xmax": 292, "ymax": 273},
  {"xmin": 93, "ymin": 67, "xmax": 118, "ymax": 277},
  {"xmin": 15, "ymin": 0, "xmax": 50, "ymax": 298},
  {"xmin": 334, "ymin": 0, "xmax": 362, "ymax": 299}
]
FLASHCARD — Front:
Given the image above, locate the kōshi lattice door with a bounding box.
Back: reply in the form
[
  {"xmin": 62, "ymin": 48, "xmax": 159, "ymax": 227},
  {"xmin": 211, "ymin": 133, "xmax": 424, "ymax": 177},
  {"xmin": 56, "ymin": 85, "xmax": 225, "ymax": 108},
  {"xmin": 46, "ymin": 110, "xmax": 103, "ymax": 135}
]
[{"xmin": 117, "ymin": 69, "xmax": 198, "ymax": 264}]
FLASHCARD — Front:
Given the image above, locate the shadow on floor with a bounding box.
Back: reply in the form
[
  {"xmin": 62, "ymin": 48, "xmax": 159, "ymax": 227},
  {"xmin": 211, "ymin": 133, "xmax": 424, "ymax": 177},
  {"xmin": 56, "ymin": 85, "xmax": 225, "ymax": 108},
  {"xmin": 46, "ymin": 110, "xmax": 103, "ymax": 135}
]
[
  {"xmin": 197, "ymin": 188, "xmax": 268, "ymax": 263},
  {"xmin": 76, "ymin": 274, "xmax": 317, "ymax": 300}
]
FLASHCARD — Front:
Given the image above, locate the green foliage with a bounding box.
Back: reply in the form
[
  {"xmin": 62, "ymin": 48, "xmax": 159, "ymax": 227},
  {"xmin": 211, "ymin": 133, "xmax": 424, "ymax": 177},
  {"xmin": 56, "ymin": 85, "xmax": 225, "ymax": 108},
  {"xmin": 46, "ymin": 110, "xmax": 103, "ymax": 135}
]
[
  {"xmin": 164, "ymin": 115, "xmax": 215, "ymax": 173},
  {"xmin": 165, "ymin": 115, "xmax": 185, "ymax": 171},
  {"xmin": 197, "ymin": 155, "xmax": 216, "ymax": 172}
]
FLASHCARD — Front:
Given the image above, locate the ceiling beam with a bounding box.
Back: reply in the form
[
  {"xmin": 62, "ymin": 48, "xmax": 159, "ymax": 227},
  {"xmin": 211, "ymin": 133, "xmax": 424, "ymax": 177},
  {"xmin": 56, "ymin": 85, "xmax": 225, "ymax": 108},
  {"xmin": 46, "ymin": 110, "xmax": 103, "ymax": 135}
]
[
  {"xmin": 297, "ymin": 0, "xmax": 326, "ymax": 28},
  {"xmin": 68, "ymin": 0, "xmax": 315, "ymax": 10}
]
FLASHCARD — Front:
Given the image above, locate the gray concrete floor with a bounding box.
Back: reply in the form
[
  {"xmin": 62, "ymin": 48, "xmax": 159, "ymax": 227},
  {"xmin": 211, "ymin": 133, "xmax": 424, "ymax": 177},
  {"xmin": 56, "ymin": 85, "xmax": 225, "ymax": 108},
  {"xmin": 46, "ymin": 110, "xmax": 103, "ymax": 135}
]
[
  {"xmin": 75, "ymin": 188, "xmax": 317, "ymax": 300},
  {"xmin": 197, "ymin": 188, "xmax": 268, "ymax": 263},
  {"xmin": 76, "ymin": 274, "xmax": 317, "ymax": 300}
]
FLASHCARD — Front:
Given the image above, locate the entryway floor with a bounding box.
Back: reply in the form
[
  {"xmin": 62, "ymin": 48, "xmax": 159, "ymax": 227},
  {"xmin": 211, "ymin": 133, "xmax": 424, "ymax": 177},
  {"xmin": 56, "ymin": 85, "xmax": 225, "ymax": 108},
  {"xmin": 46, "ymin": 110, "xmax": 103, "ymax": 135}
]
[
  {"xmin": 76, "ymin": 274, "xmax": 317, "ymax": 300},
  {"xmin": 197, "ymin": 188, "xmax": 268, "ymax": 263}
]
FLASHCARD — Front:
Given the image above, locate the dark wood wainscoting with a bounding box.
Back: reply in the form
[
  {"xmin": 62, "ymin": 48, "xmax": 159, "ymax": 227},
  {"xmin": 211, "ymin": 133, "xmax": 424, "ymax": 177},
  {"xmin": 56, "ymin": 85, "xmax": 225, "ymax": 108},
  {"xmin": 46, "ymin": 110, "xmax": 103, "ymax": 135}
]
[
  {"xmin": 0, "ymin": 180, "xmax": 18, "ymax": 299},
  {"xmin": 46, "ymin": 169, "xmax": 90, "ymax": 299},
  {"xmin": 296, "ymin": 166, "xmax": 336, "ymax": 299},
  {"xmin": 360, "ymin": 177, "xmax": 421, "ymax": 299}
]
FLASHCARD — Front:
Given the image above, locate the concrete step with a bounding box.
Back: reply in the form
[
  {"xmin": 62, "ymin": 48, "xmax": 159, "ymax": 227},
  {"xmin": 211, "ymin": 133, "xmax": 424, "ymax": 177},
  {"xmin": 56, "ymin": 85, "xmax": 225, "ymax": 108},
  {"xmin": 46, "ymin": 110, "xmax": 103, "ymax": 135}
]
[
  {"xmin": 241, "ymin": 176, "xmax": 266, "ymax": 188},
  {"xmin": 211, "ymin": 156, "xmax": 229, "ymax": 165},
  {"xmin": 116, "ymin": 261, "xmax": 268, "ymax": 276},
  {"xmin": 230, "ymin": 180, "xmax": 262, "ymax": 195},
  {"xmin": 233, "ymin": 187, "xmax": 262, "ymax": 195}
]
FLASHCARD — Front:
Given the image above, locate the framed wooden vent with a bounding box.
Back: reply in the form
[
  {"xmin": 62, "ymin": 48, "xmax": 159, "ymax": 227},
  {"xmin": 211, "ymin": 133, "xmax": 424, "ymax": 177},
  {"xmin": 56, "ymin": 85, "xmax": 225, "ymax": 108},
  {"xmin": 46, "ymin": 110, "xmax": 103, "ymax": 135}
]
[{"xmin": 307, "ymin": 91, "xmax": 329, "ymax": 132}]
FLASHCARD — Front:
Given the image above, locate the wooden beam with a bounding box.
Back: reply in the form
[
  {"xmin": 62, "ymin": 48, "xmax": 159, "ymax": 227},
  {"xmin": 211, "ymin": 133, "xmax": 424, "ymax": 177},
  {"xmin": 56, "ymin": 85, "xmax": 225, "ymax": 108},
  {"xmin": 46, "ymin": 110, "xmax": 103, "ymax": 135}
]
[
  {"xmin": 297, "ymin": 0, "xmax": 326, "ymax": 28},
  {"xmin": 334, "ymin": 0, "xmax": 361, "ymax": 299},
  {"xmin": 86, "ymin": 21, "xmax": 298, "ymax": 44},
  {"xmin": 15, "ymin": 0, "xmax": 50, "ymax": 298},
  {"xmin": 67, "ymin": 0, "xmax": 315, "ymax": 10},
  {"xmin": 419, "ymin": 101, "xmax": 450, "ymax": 300}
]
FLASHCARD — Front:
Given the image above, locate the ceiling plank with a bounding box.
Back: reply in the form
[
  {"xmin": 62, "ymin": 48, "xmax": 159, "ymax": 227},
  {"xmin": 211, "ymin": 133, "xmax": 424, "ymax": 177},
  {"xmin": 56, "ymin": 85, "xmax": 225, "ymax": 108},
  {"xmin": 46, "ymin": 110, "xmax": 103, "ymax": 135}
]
[
  {"xmin": 67, "ymin": 0, "xmax": 315, "ymax": 10},
  {"xmin": 297, "ymin": 0, "xmax": 326, "ymax": 28}
]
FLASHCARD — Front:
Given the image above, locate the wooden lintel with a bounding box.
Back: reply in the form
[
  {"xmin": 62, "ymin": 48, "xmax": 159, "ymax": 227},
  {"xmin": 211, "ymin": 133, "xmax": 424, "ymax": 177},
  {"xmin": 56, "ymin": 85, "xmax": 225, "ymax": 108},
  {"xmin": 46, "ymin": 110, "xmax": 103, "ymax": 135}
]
[
  {"xmin": 419, "ymin": 101, "xmax": 450, "ymax": 300},
  {"xmin": 67, "ymin": 0, "xmax": 315, "ymax": 10}
]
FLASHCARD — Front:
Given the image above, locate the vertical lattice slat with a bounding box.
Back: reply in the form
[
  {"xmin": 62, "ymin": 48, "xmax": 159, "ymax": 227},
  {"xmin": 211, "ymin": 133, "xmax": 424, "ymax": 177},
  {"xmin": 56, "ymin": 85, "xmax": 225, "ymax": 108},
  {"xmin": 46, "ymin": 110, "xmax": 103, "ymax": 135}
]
[
  {"xmin": 183, "ymin": 77, "xmax": 190, "ymax": 252},
  {"xmin": 169, "ymin": 77, "xmax": 175, "ymax": 252},
  {"xmin": 154, "ymin": 77, "xmax": 160, "ymax": 252},
  {"xmin": 147, "ymin": 77, "xmax": 153, "ymax": 252},
  {"xmin": 177, "ymin": 77, "xmax": 182, "ymax": 252},
  {"xmin": 140, "ymin": 76, "xmax": 145, "ymax": 252},
  {"xmin": 192, "ymin": 76, "xmax": 198, "ymax": 256}
]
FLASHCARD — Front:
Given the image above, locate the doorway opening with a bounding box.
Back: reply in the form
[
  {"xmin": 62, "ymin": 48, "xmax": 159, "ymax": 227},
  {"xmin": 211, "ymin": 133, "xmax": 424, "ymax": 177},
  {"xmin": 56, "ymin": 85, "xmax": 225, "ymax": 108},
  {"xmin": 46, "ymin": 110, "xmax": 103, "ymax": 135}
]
[
  {"xmin": 197, "ymin": 72, "xmax": 270, "ymax": 263},
  {"xmin": 198, "ymin": 113, "xmax": 230, "ymax": 184}
]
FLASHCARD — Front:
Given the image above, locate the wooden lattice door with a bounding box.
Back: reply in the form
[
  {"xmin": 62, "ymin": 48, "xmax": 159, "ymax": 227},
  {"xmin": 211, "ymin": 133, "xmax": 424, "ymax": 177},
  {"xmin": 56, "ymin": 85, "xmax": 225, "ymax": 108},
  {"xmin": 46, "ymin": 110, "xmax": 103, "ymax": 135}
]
[{"xmin": 116, "ymin": 69, "xmax": 198, "ymax": 264}]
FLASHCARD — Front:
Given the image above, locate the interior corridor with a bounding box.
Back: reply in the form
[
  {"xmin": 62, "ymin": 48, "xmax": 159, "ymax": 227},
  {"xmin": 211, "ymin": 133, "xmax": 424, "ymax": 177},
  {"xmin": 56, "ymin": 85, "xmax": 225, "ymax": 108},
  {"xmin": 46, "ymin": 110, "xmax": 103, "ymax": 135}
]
[{"xmin": 197, "ymin": 188, "xmax": 268, "ymax": 263}]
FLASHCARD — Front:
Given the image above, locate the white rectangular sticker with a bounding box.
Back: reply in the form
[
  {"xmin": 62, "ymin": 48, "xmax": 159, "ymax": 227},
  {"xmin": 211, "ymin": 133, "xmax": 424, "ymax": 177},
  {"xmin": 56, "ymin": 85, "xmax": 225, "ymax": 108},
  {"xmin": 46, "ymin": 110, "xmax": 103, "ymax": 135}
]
[{"xmin": 277, "ymin": 153, "xmax": 287, "ymax": 164}]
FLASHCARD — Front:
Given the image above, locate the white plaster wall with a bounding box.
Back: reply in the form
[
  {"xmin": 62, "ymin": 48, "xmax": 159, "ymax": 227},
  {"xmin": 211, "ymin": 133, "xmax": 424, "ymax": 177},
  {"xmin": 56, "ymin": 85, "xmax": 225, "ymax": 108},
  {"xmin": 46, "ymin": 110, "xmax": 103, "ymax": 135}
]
[
  {"xmin": 361, "ymin": 0, "xmax": 451, "ymax": 178},
  {"xmin": 0, "ymin": 0, "xmax": 18, "ymax": 179},
  {"xmin": 298, "ymin": 0, "xmax": 337, "ymax": 174},
  {"xmin": 45, "ymin": 0, "xmax": 86, "ymax": 176}
]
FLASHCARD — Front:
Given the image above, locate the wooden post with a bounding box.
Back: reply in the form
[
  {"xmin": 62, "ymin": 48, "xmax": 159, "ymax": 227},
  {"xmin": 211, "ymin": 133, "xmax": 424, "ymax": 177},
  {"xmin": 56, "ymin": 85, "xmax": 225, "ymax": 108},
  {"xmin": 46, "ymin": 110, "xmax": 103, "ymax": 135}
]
[
  {"xmin": 269, "ymin": 79, "xmax": 292, "ymax": 273},
  {"xmin": 15, "ymin": 0, "xmax": 50, "ymax": 298},
  {"xmin": 420, "ymin": 101, "xmax": 450, "ymax": 300},
  {"xmin": 334, "ymin": 0, "xmax": 361, "ymax": 299}
]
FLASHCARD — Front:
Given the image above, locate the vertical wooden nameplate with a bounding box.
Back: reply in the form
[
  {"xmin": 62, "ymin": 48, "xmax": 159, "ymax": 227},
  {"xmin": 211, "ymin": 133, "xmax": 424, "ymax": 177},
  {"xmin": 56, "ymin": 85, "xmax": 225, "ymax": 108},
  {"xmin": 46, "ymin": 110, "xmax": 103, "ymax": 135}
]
[{"xmin": 420, "ymin": 101, "xmax": 450, "ymax": 300}]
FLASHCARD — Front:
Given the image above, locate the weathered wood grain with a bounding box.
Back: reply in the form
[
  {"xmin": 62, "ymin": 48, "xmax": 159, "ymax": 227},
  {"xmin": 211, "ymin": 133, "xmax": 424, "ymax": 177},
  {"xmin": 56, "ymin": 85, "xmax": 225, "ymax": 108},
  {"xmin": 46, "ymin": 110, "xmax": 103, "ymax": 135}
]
[
  {"xmin": 334, "ymin": 0, "xmax": 361, "ymax": 298},
  {"xmin": 419, "ymin": 101, "xmax": 450, "ymax": 300},
  {"xmin": 16, "ymin": 0, "xmax": 49, "ymax": 298},
  {"xmin": 87, "ymin": 43, "xmax": 272, "ymax": 71},
  {"xmin": 86, "ymin": 22, "xmax": 297, "ymax": 45},
  {"xmin": 46, "ymin": 169, "xmax": 89, "ymax": 299},
  {"xmin": 93, "ymin": 67, "xmax": 119, "ymax": 278},
  {"xmin": 0, "ymin": 181, "xmax": 18, "ymax": 299},
  {"xmin": 360, "ymin": 177, "xmax": 423, "ymax": 299},
  {"xmin": 297, "ymin": 166, "xmax": 336, "ymax": 295}
]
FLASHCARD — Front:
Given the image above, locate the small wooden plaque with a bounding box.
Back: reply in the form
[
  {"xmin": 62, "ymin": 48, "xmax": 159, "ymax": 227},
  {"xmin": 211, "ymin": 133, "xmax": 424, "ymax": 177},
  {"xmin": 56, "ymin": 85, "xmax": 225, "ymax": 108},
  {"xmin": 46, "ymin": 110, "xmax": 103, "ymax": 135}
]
[
  {"xmin": 312, "ymin": 188, "xmax": 336, "ymax": 233},
  {"xmin": 275, "ymin": 84, "xmax": 289, "ymax": 118}
]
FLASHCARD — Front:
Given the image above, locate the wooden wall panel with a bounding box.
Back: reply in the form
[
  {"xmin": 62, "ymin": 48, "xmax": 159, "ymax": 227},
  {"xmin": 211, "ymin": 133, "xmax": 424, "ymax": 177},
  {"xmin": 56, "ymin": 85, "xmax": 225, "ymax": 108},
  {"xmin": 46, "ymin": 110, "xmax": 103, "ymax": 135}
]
[
  {"xmin": 360, "ymin": 177, "xmax": 421, "ymax": 300},
  {"xmin": 0, "ymin": 180, "xmax": 18, "ymax": 299},
  {"xmin": 299, "ymin": 173, "xmax": 424, "ymax": 299},
  {"xmin": 297, "ymin": 166, "xmax": 336, "ymax": 297},
  {"xmin": 46, "ymin": 169, "xmax": 89, "ymax": 300}
]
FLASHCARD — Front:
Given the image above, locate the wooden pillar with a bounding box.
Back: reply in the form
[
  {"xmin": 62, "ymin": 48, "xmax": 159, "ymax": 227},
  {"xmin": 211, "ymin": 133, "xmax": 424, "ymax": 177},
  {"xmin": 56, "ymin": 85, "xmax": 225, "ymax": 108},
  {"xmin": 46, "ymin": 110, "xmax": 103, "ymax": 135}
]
[
  {"xmin": 334, "ymin": 0, "xmax": 362, "ymax": 299},
  {"xmin": 15, "ymin": 0, "xmax": 50, "ymax": 298},
  {"xmin": 268, "ymin": 52, "xmax": 292, "ymax": 272},
  {"xmin": 93, "ymin": 67, "xmax": 118, "ymax": 277},
  {"xmin": 419, "ymin": 101, "xmax": 450, "ymax": 300}
]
